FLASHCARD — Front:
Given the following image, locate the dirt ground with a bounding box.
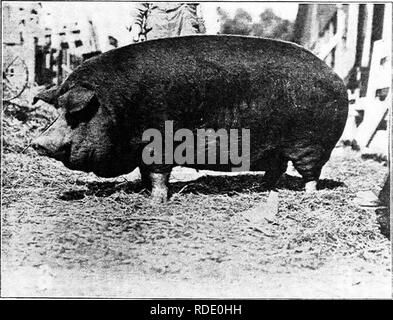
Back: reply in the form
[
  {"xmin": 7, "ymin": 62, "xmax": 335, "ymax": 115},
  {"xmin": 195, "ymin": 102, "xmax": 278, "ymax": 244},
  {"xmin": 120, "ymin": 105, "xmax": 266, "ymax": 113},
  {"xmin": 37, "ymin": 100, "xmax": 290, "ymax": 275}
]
[{"xmin": 1, "ymin": 142, "xmax": 391, "ymax": 298}]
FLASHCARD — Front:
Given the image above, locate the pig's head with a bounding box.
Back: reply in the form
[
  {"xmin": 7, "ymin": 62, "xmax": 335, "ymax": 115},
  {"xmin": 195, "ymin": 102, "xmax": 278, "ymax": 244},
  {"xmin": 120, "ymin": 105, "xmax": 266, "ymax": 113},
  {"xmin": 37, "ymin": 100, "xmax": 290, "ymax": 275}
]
[{"xmin": 31, "ymin": 85, "xmax": 140, "ymax": 177}]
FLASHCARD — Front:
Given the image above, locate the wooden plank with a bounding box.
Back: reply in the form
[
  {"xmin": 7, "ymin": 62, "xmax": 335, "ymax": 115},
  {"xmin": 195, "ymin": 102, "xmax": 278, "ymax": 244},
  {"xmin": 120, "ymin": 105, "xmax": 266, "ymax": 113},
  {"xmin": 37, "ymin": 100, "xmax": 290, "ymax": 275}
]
[
  {"xmin": 333, "ymin": 4, "xmax": 347, "ymax": 78},
  {"xmin": 317, "ymin": 33, "xmax": 340, "ymax": 60},
  {"xmin": 355, "ymin": 99, "xmax": 389, "ymax": 148},
  {"xmin": 61, "ymin": 64, "xmax": 72, "ymax": 74},
  {"xmin": 355, "ymin": 97, "xmax": 389, "ymax": 148},
  {"xmin": 340, "ymin": 104, "xmax": 360, "ymax": 142},
  {"xmin": 360, "ymin": 4, "xmax": 374, "ymax": 68},
  {"xmin": 346, "ymin": 5, "xmax": 359, "ymax": 53},
  {"xmin": 354, "ymin": 38, "xmax": 390, "ymax": 147}
]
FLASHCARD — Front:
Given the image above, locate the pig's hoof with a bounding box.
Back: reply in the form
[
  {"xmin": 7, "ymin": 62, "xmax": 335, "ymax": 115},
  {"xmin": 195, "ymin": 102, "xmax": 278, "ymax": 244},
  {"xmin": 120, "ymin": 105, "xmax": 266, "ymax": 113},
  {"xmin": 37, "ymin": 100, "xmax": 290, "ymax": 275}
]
[
  {"xmin": 305, "ymin": 180, "xmax": 317, "ymax": 193},
  {"xmin": 150, "ymin": 188, "xmax": 168, "ymax": 204},
  {"xmin": 151, "ymin": 195, "xmax": 168, "ymax": 204}
]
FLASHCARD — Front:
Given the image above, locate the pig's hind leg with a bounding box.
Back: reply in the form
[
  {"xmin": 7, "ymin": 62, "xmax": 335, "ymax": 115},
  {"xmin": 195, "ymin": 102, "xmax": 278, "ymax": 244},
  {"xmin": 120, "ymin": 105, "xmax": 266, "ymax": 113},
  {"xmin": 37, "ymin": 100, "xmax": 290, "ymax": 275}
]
[{"xmin": 286, "ymin": 144, "xmax": 328, "ymax": 192}]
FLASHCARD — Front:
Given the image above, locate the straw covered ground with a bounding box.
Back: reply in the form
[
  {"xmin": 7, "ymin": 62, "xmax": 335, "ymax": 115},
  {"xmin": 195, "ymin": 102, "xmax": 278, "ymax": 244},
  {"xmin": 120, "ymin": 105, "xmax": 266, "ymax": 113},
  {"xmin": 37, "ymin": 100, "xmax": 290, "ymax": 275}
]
[{"xmin": 1, "ymin": 95, "xmax": 391, "ymax": 298}]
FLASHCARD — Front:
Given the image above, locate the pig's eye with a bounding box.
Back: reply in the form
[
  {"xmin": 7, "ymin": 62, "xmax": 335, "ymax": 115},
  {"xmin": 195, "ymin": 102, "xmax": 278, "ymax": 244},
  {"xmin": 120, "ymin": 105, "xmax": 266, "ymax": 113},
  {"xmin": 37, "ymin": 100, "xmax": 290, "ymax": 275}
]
[{"xmin": 65, "ymin": 96, "xmax": 99, "ymax": 126}]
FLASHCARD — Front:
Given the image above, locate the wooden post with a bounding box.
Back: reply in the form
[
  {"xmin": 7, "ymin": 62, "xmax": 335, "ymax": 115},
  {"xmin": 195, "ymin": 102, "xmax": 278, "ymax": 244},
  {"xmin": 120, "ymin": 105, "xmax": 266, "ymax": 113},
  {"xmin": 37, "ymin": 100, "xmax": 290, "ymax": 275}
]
[
  {"xmin": 334, "ymin": 4, "xmax": 347, "ymax": 78},
  {"xmin": 340, "ymin": 89, "xmax": 360, "ymax": 144},
  {"xmin": 355, "ymin": 39, "xmax": 391, "ymax": 148},
  {"xmin": 360, "ymin": 4, "xmax": 374, "ymax": 68}
]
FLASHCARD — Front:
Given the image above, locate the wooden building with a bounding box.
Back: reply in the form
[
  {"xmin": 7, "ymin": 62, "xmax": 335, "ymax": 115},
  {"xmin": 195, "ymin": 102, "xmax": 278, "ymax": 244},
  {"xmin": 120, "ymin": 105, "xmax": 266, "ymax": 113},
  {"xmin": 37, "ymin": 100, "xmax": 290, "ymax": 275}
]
[
  {"xmin": 38, "ymin": 18, "xmax": 102, "ymax": 85},
  {"xmin": 2, "ymin": 2, "xmax": 44, "ymax": 85},
  {"xmin": 2, "ymin": 2, "xmax": 113, "ymax": 89}
]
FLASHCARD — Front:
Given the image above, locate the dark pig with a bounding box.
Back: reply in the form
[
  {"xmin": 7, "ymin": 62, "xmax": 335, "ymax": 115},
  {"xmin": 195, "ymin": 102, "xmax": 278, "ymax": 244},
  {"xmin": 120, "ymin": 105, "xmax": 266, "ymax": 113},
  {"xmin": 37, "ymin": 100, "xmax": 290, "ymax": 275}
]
[{"xmin": 32, "ymin": 35, "xmax": 348, "ymax": 202}]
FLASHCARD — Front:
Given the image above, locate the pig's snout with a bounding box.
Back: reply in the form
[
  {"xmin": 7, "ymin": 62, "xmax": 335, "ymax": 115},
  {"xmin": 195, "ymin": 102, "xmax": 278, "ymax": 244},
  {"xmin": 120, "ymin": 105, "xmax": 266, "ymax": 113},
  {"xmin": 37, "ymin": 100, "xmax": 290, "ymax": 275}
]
[
  {"xmin": 31, "ymin": 137, "xmax": 51, "ymax": 156},
  {"xmin": 31, "ymin": 114, "xmax": 72, "ymax": 162},
  {"xmin": 31, "ymin": 135, "xmax": 71, "ymax": 162}
]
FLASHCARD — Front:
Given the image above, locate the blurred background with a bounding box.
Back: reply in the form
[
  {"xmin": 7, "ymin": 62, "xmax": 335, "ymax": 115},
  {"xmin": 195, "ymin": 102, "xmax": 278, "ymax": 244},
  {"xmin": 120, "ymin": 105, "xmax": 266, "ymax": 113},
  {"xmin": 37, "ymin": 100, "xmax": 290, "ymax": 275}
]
[{"xmin": 2, "ymin": 2, "xmax": 299, "ymax": 87}]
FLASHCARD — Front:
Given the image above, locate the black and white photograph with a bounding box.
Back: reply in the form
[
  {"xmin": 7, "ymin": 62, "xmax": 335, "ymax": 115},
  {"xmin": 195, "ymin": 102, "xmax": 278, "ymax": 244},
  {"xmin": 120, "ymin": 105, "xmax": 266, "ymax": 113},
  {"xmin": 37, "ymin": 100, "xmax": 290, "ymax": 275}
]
[{"xmin": 1, "ymin": 1, "xmax": 392, "ymax": 299}]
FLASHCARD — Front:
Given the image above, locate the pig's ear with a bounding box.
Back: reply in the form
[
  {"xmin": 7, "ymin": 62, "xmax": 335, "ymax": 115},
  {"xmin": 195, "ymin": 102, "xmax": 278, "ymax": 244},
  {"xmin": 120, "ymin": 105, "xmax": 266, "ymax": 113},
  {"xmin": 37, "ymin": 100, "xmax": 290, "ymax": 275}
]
[
  {"xmin": 33, "ymin": 86, "xmax": 59, "ymax": 105},
  {"xmin": 59, "ymin": 86, "xmax": 98, "ymax": 115}
]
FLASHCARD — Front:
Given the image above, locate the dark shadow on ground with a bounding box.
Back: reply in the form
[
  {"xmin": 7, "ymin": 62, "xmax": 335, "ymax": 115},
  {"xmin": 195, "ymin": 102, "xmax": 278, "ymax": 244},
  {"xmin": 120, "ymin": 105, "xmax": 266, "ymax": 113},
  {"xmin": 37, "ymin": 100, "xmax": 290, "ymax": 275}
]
[
  {"xmin": 376, "ymin": 207, "xmax": 390, "ymax": 239},
  {"xmin": 376, "ymin": 174, "xmax": 390, "ymax": 239},
  {"xmin": 59, "ymin": 173, "xmax": 345, "ymax": 201},
  {"xmin": 169, "ymin": 174, "xmax": 344, "ymax": 196},
  {"xmin": 59, "ymin": 180, "xmax": 147, "ymax": 200}
]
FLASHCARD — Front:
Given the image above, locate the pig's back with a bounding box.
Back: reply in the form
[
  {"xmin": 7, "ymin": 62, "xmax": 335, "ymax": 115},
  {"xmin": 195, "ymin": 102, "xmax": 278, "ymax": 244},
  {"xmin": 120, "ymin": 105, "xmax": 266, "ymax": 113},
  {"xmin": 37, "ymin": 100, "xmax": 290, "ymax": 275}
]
[
  {"xmin": 129, "ymin": 36, "xmax": 347, "ymax": 130},
  {"xmin": 74, "ymin": 35, "xmax": 344, "ymax": 96}
]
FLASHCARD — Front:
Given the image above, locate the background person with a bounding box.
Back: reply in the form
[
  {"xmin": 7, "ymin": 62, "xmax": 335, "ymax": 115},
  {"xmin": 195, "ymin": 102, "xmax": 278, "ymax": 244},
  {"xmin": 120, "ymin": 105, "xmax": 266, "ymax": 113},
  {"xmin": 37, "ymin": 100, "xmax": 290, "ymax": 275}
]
[{"xmin": 128, "ymin": 2, "xmax": 205, "ymax": 42}]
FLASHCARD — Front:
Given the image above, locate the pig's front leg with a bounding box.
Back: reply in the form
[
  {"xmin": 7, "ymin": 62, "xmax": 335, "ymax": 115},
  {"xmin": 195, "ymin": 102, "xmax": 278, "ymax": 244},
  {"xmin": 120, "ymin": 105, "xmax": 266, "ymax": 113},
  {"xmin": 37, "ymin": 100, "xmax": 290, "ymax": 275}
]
[
  {"xmin": 150, "ymin": 172, "xmax": 170, "ymax": 203},
  {"xmin": 140, "ymin": 166, "xmax": 170, "ymax": 203}
]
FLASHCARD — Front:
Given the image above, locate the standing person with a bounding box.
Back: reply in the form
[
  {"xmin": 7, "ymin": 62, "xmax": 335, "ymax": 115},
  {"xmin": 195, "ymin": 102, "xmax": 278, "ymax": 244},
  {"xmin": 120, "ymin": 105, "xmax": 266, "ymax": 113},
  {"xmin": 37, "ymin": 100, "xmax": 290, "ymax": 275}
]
[{"xmin": 128, "ymin": 2, "xmax": 205, "ymax": 43}]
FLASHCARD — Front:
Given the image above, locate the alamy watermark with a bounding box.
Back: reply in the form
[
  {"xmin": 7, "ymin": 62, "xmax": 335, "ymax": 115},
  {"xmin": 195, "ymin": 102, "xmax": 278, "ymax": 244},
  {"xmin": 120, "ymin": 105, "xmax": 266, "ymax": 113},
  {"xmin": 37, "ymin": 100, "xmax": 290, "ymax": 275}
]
[{"xmin": 142, "ymin": 121, "xmax": 250, "ymax": 171}]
